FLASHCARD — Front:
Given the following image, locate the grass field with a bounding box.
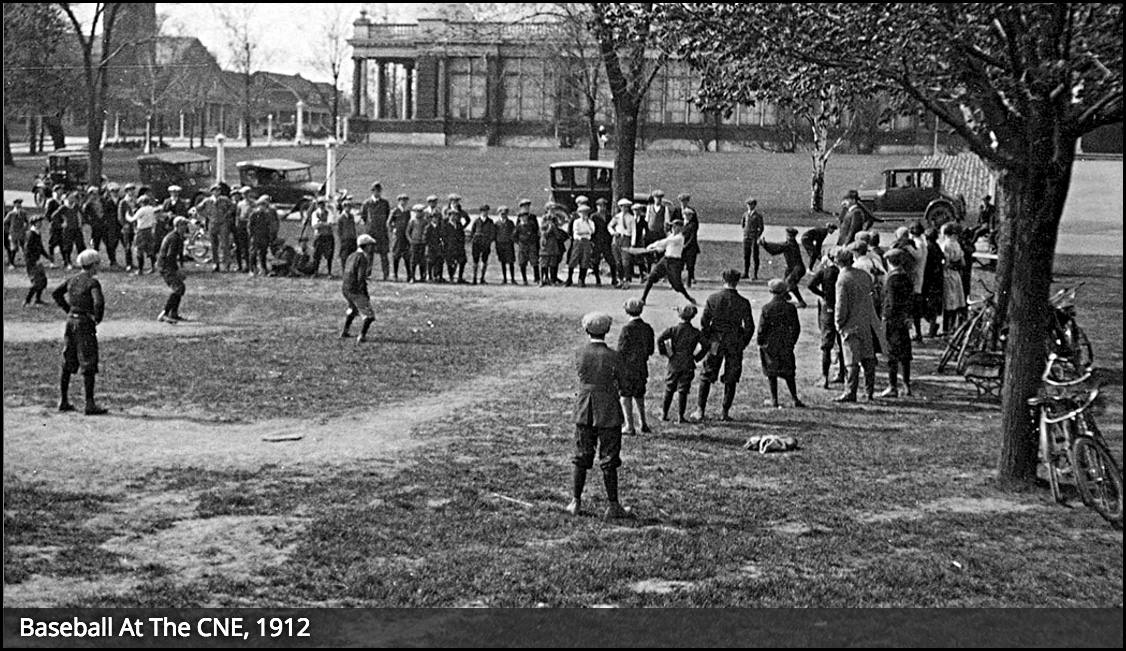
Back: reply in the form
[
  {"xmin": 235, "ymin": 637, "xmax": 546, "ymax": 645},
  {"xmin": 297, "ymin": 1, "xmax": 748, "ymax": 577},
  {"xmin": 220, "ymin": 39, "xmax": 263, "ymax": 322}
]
[
  {"xmin": 3, "ymin": 144, "xmax": 918, "ymax": 225},
  {"xmin": 3, "ymin": 240, "xmax": 1121, "ymax": 608}
]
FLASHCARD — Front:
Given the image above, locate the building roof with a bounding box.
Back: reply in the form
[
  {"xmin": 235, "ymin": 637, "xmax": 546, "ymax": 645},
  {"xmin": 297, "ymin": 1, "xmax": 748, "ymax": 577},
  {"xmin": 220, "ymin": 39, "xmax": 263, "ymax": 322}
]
[
  {"xmin": 549, "ymin": 160, "xmax": 614, "ymax": 170},
  {"xmin": 235, "ymin": 159, "xmax": 311, "ymax": 171},
  {"xmin": 137, "ymin": 151, "xmax": 213, "ymax": 165}
]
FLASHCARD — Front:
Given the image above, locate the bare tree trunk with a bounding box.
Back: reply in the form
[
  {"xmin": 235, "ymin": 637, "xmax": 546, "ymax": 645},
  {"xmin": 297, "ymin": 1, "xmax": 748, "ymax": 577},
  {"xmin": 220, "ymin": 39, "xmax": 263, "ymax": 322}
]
[
  {"xmin": 612, "ymin": 104, "xmax": 638, "ymax": 203},
  {"xmin": 3, "ymin": 121, "xmax": 14, "ymax": 166},
  {"xmin": 996, "ymin": 155, "xmax": 1074, "ymax": 486},
  {"xmin": 46, "ymin": 112, "xmax": 66, "ymax": 150},
  {"xmin": 27, "ymin": 116, "xmax": 37, "ymax": 156},
  {"xmin": 810, "ymin": 154, "xmax": 826, "ymax": 213}
]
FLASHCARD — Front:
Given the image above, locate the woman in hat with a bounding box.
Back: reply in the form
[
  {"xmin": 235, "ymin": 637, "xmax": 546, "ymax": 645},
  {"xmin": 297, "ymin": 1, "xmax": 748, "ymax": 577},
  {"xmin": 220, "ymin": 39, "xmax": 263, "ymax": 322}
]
[{"xmin": 757, "ymin": 278, "xmax": 805, "ymax": 408}]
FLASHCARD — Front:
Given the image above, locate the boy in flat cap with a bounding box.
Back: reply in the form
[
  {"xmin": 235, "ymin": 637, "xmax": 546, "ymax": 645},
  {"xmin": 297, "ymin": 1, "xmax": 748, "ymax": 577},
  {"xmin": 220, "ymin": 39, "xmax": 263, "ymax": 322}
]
[
  {"xmin": 741, "ymin": 197, "xmax": 764, "ymax": 280},
  {"xmin": 406, "ymin": 204, "xmax": 428, "ymax": 282},
  {"xmin": 443, "ymin": 207, "xmax": 468, "ymax": 283},
  {"xmin": 514, "ymin": 199, "xmax": 540, "ymax": 285},
  {"xmin": 361, "ymin": 182, "xmax": 391, "ymax": 280},
  {"xmin": 157, "ymin": 216, "xmax": 190, "ymax": 323},
  {"xmin": 617, "ymin": 297, "xmax": 655, "ymax": 436},
  {"xmin": 538, "ymin": 207, "xmax": 565, "ymax": 287},
  {"xmin": 695, "ymin": 269, "xmax": 755, "ymax": 421},
  {"xmin": 469, "ymin": 204, "xmax": 496, "ymax": 284},
  {"xmin": 568, "ymin": 311, "xmax": 633, "ymax": 519},
  {"xmin": 657, "ymin": 303, "xmax": 708, "ymax": 423},
  {"xmin": 23, "ymin": 213, "xmax": 49, "ymax": 306},
  {"xmin": 388, "ymin": 194, "xmax": 412, "ymax": 281},
  {"xmin": 760, "ymin": 227, "xmax": 808, "ymax": 308},
  {"xmin": 494, "ymin": 206, "xmax": 517, "ymax": 284},
  {"xmin": 52, "ymin": 249, "xmax": 108, "ymax": 415},
  {"xmin": 341, "ymin": 234, "xmax": 378, "ymax": 342},
  {"xmin": 758, "ymin": 279, "xmax": 805, "ymax": 408}
]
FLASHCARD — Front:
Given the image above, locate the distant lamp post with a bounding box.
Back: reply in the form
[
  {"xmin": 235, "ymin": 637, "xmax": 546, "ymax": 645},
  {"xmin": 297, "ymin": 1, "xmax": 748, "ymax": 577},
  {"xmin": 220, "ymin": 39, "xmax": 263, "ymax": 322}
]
[
  {"xmin": 267, "ymin": 114, "xmax": 274, "ymax": 145},
  {"xmin": 325, "ymin": 136, "xmax": 338, "ymax": 199},
  {"xmin": 295, "ymin": 100, "xmax": 306, "ymax": 145},
  {"xmin": 215, "ymin": 133, "xmax": 226, "ymax": 184}
]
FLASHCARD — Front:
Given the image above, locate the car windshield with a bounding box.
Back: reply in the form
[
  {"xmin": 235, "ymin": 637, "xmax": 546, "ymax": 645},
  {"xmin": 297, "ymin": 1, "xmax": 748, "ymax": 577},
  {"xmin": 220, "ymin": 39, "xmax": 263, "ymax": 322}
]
[
  {"xmin": 183, "ymin": 161, "xmax": 211, "ymax": 175},
  {"xmin": 279, "ymin": 167, "xmax": 312, "ymax": 183}
]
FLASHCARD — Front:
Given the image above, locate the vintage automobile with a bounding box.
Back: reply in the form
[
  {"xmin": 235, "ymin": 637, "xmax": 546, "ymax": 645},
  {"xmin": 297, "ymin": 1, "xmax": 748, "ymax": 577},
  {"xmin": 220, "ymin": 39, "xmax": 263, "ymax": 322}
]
[
  {"xmin": 44, "ymin": 149, "xmax": 90, "ymax": 193},
  {"xmin": 137, "ymin": 151, "xmax": 213, "ymax": 203},
  {"xmin": 858, "ymin": 167, "xmax": 965, "ymax": 227},
  {"xmin": 548, "ymin": 160, "xmax": 648, "ymax": 213},
  {"xmin": 235, "ymin": 158, "xmax": 323, "ymax": 208}
]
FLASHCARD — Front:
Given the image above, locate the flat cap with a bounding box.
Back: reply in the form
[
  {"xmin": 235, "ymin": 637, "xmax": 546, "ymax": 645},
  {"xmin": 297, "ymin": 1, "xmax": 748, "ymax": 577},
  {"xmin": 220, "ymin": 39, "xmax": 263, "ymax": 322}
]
[
  {"xmin": 357, "ymin": 234, "xmax": 376, "ymax": 247},
  {"xmin": 768, "ymin": 278, "xmax": 789, "ymax": 294},
  {"xmin": 76, "ymin": 249, "xmax": 101, "ymax": 267},
  {"xmin": 582, "ymin": 312, "xmax": 613, "ymax": 336}
]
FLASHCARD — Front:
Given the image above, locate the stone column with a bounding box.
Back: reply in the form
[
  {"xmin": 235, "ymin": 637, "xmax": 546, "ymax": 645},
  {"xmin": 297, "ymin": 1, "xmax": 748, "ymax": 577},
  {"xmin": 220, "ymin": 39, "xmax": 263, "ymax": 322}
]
[
  {"xmin": 374, "ymin": 61, "xmax": 384, "ymax": 120},
  {"xmin": 179, "ymin": 111, "xmax": 185, "ymax": 140},
  {"xmin": 352, "ymin": 58, "xmax": 365, "ymax": 117},
  {"xmin": 405, "ymin": 63, "xmax": 415, "ymax": 120},
  {"xmin": 324, "ymin": 137, "xmax": 338, "ymax": 199},
  {"xmin": 267, "ymin": 114, "xmax": 274, "ymax": 145}
]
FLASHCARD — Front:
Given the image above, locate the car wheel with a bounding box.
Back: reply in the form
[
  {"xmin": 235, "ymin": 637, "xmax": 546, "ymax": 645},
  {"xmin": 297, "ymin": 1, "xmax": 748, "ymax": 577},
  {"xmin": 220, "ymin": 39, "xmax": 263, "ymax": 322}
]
[{"xmin": 926, "ymin": 204, "xmax": 955, "ymax": 229}]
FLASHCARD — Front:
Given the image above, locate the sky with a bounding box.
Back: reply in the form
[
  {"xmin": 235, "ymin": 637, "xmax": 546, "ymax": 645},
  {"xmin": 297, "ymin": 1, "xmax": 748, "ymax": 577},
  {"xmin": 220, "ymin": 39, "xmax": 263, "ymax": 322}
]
[{"xmin": 158, "ymin": 3, "xmax": 426, "ymax": 85}]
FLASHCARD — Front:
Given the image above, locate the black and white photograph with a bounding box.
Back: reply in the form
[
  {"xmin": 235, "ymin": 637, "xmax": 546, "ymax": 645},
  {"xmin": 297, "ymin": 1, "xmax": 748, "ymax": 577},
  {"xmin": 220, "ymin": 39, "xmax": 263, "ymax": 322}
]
[{"xmin": 2, "ymin": 2, "xmax": 1122, "ymax": 644}]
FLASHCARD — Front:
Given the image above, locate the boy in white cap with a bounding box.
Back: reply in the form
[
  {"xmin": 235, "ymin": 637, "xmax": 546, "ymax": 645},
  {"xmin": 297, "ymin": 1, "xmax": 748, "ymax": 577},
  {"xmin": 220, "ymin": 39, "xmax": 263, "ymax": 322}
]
[
  {"xmin": 569, "ymin": 311, "xmax": 632, "ymax": 519},
  {"xmin": 51, "ymin": 249, "xmax": 108, "ymax": 415},
  {"xmin": 4, "ymin": 198, "xmax": 28, "ymax": 268},
  {"xmin": 657, "ymin": 304, "xmax": 708, "ymax": 423},
  {"xmin": 388, "ymin": 194, "xmax": 412, "ymax": 281},
  {"xmin": 23, "ymin": 213, "xmax": 49, "ymax": 306},
  {"xmin": 639, "ymin": 219, "xmax": 697, "ymax": 305},
  {"xmin": 514, "ymin": 199, "xmax": 540, "ymax": 285},
  {"xmin": 406, "ymin": 203, "xmax": 428, "ymax": 282},
  {"xmin": 341, "ymin": 234, "xmax": 378, "ymax": 342}
]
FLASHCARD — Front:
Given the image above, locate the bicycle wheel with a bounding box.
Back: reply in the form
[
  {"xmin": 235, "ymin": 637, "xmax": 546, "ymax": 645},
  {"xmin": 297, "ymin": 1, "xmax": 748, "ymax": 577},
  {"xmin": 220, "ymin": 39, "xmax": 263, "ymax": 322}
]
[
  {"xmin": 938, "ymin": 313, "xmax": 974, "ymax": 373},
  {"xmin": 955, "ymin": 312, "xmax": 988, "ymax": 374},
  {"xmin": 1040, "ymin": 417, "xmax": 1069, "ymax": 504},
  {"xmin": 1073, "ymin": 428, "xmax": 1123, "ymax": 527}
]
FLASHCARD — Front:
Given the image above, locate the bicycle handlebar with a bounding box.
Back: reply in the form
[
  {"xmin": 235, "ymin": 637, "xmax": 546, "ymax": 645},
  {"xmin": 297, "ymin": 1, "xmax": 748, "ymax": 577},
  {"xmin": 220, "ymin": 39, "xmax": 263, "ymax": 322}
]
[
  {"xmin": 1042, "ymin": 353, "xmax": 1094, "ymax": 387},
  {"xmin": 1032, "ymin": 386, "xmax": 1101, "ymax": 424}
]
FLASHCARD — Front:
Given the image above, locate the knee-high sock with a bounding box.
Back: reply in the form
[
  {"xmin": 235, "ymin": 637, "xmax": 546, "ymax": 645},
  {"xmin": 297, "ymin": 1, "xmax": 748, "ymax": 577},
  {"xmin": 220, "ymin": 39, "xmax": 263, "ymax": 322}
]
[
  {"xmin": 83, "ymin": 372, "xmax": 96, "ymax": 408},
  {"xmin": 722, "ymin": 383, "xmax": 737, "ymax": 412},
  {"xmin": 602, "ymin": 467, "xmax": 619, "ymax": 503},
  {"xmin": 697, "ymin": 381, "xmax": 711, "ymax": 411},
  {"xmin": 59, "ymin": 371, "xmax": 71, "ymax": 405},
  {"xmin": 572, "ymin": 466, "xmax": 587, "ymax": 500}
]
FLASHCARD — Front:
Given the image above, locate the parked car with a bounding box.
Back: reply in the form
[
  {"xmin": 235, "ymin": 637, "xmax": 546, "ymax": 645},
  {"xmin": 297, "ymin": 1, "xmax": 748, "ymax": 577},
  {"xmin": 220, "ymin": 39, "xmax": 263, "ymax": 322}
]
[
  {"xmin": 235, "ymin": 158, "xmax": 323, "ymax": 209},
  {"xmin": 548, "ymin": 160, "xmax": 647, "ymax": 213},
  {"xmin": 137, "ymin": 151, "xmax": 213, "ymax": 203},
  {"xmin": 858, "ymin": 167, "xmax": 965, "ymax": 227},
  {"xmin": 44, "ymin": 149, "xmax": 90, "ymax": 193}
]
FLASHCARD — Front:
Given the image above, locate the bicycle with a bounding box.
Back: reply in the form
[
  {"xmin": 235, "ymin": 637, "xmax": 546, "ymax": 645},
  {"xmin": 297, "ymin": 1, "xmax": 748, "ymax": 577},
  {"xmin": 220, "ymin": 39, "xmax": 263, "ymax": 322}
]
[
  {"xmin": 937, "ymin": 279, "xmax": 1000, "ymax": 374},
  {"xmin": 182, "ymin": 215, "xmax": 211, "ymax": 264},
  {"xmin": 1047, "ymin": 283, "xmax": 1093, "ymax": 371},
  {"xmin": 1028, "ymin": 354, "xmax": 1122, "ymax": 527}
]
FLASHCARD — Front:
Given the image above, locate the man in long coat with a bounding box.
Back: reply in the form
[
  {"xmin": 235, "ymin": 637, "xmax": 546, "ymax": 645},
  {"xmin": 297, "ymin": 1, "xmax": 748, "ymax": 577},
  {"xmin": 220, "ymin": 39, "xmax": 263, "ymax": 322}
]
[{"xmin": 833, "ymin": 248, "xmax": 885, "ymax": 402}]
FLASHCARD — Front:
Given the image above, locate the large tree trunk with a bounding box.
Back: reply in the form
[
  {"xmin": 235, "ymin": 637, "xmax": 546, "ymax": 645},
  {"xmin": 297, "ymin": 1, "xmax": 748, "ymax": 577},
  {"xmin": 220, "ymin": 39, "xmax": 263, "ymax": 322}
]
[
  {"xmin": 586, "ymin": 93, "xmax": 600, "ymax": 161},
  {"xmin": 996, "ymin": 155, "xmax": 1074, "ymax": 486},
  {"xmin": 3, "ymin": 121, "xmax": 13, "ymax": 166},
  {"xmin": 45, "ymin": 113, "xmax": 66, "ymax": 150},
  {"xmin": 86, "ymin": 91, "xmax": 105, "ymax": 186},
  {"xmin": 27, "ymin": 116, "xmax": 38, "ymax": 155},
  {"xmin": 810, "ymin": 153, "xmax": 827, "ymax": 213},
  {"xmin": 612, "ymin": 103, "xmax": 638, "ymax": 204}
]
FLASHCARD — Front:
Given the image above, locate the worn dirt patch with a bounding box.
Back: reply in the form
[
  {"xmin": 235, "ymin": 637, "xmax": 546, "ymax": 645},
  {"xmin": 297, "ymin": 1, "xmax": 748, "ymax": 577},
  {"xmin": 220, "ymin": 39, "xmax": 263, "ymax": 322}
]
[
  {"xmin": 3, "ymin": 575, "xmax": 142, "ymax": 608},
  {"xmin": 2, "ymin": 319, "xmax": 240, "ymax": 343},
  {"xmin": 102, "ymin": 515, "xmax": 309, "ymax": 585},
  {"xmin": 855, "ymin": 496, "xmax": 1044, "ymax": 524},
  {"xmin": 769, "ymin": 521, "xmax": 833, "ymax": 536}
]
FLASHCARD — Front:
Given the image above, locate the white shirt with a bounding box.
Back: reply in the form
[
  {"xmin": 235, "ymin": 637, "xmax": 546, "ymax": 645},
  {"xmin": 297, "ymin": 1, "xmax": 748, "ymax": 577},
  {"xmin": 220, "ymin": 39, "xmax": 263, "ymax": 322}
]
[
  {"xmin": 610, "ymin": 210, "xmax": 636, "ymax": 239},
  {"xmin": 572, "ymin": 216, "xmax": 595, "ymax": 240},
  {"xmin": 646, "ymin": 232, "xmax": 685, "ymax": 258},
  {"xmin": 910, "ymin": 235, "xmax": 928, "ymax": 293},
  {"xmin": 132, "ymin": 205, "xmax": 158, "ymax": 230}
]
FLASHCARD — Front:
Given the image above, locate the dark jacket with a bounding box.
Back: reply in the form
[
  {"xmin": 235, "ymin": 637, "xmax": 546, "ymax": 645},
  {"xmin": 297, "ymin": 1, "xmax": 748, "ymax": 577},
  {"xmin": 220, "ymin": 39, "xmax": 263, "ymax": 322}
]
[
  {"xmin": 158, "ymin": 230, "xmax": 184, "ymax": 274},
  {"xmin": 657, "ymin": 322, "xmax": 707, "ymax": 373},
  {"xmin": 757, "ymin": 294, "xmax": 800, "ymax": 376},
  {"xmin": 342, "ymin": 250, "xmax": 371, "ymax": 295},
  {"xmin": 808, "ymin": 264, "xmax": 840, "ymax": 310},
  {"xmin": 52, "ymin": 272, "xmax": 104, "ymax": 323},
  {"xmin": 361, "ymin": 197, "xmax": 391, "ymax": 244},
  {"xmin": 617, "ymin": 318, "xmax": 655, "ymax": 381},
  {"xmin": 701, "ymin": 288, "xmax": 754, "ymax": 351},
  {"xmin": 573, "ymin": 341, "xmax": 624, "ymax": 428},
  {"xmin": 761, "ymin": 238, "xmax": 806, "ymax": 275},
  {"xmin": 883, "ymin": 268, "xmax": 915, "ymax": 327}
]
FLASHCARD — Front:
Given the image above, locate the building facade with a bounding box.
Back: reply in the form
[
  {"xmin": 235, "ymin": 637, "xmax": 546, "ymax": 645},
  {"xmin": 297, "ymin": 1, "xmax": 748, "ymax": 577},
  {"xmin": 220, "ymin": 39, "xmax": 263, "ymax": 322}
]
[{"xmin": 347, "ymin": 9, "xmax": 954, "ymax": 153}]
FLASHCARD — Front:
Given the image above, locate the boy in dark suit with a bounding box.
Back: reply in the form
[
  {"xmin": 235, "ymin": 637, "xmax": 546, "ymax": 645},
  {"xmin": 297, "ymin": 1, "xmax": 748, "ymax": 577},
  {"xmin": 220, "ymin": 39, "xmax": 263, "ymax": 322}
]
[
  {"xmin": 569, "ymin": 312, "xmax": 632, "ymax": 519},
  {"xmin": 617, "ymin": 298, "xmax": 655, "ymax": 435},
  {"xmin": 758, "ymin": 279, "xmax": 805, "ymax": 408},
  {"xmin": 657, "ymin": 304, "xmax": 707, "ymax": 423}
]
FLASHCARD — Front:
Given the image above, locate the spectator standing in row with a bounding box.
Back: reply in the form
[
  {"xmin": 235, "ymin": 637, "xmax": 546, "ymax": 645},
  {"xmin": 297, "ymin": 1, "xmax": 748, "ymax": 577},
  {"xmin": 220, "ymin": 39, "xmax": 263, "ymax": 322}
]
[
  {"xmin": 538, "ymin": 206, "xmax": 565, "ymax": 287},
  {"xmin": 758, "ymin": 278, "xmax": 806, "ymax": 409},
  {"xmin": 609, "ymin": 199, "xmax": 638, "ymax": 287},
  {"xmin": 801, "ymin": 222, "xmax": 838, "ymax": 270},
  {"xmin": 470, "ymin": 204, "xmax": 496, "ymax": 285},
  {"xmin": 424, "ymin": 207, "xmax": 445, "ymax": 282},
  {"xmin": 157, "ymin": 216, "xmax": 189, "ymax": 323},
  {"xmin": 939, "ymin": 223, "xmax": 968, "ymax": 334},
  {"xmin": 645, "ymin": 190, "xmax": 670, "ymax": 245},
  {"xmin": 201, "ymin": 184, "xmax": 235, "ymax": 273},
  {"xmin": 388, "ymin": 194, "xmax": 412, "ymax": 282},
  {"xmin": 45, "ymin": 186, "xmax": 65, "ymax": 264},
  {"xmin": 58, "ymin": 192, "xmax": 85, "ymax": 268},
  {"xmin": 81, "ymin": 188, "xmax": 103, "ymax": 264},
  {"xmin": 657, "ymin": 304, "xmax": 707, "ymax": 423},
  {"xmin": 306, "ymin": 196, "xmax": 336, "ymax": 277},
  {"xmin": 406, "ymin": 203, "xmax": 428, "ymax": 282},
  {"xmin": 566, "ymin": 205, "xmax": 595, "ymax": 288},
  {"xmin": 741, "ymin": 197, "xmax": 764, "ymax": 280},
  {"xmin": 837, "ymin": 190, "xmax": 867, "ymax": 246},
  {"xmin": 362, "ymin": 182, "xmax": 391, "ymax": 281},
  {"xmin": 232, "ymin": 187, "xmax": 252, "ymax": 273},
  {"xmin": 807, "ymin": 247, "xmax": 846, "ymax": 388},
  {"xmin": 694, "ymin": 269, "xmax": 755, "ymax": 422},
  {"xmin": 99, "ymin": 184, "xmax": 122, "ymax": 267},
  {"xmin": 618, "ymin": 298, "xmax": 654, "ymax": 436},
  {"xmin": 760, "ymin": 227, "xmax": 808, "ymax": 308},
  {"xmin": 515, "ymin": 199, "xmax": 540, "ymax": 285},
  {"xmin": 248, "ymin": 196, "xmax": 275, "ymax": 276},
  {"xmin": 495, "ymin": 206, "xmax": 517, "ymax": 285},
  {"xmin": 879, "ymin": 248, "xmax": 915, "ymax": 398},
  {"xmin": 920, "ymin": 226, "xmax": 945, "ymax": 338},
  {"xmin": 444, "ymin": 208, "xmax": 467, "ymax": 283},
  {"xmin": 130, "ymin": 195, "xmax": 160, "ymax": 275},
  {"xmin": 336, "ymin": 196, "xmax": 359, "ymax": 269},
  {"xmin": 833, "ymin": 248, "xmax": 883, "ymax": 403},
  {"xmin": 591, "ymin": 198, "xmax": 616, "ymax": 287}
]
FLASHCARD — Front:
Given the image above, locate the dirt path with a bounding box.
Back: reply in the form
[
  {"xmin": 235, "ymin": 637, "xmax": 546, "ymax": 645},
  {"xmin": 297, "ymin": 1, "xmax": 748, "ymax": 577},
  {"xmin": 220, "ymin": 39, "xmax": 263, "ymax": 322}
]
[{"xmin": 3, "ymin": 347, "xmax": 566, "ymax": 493}]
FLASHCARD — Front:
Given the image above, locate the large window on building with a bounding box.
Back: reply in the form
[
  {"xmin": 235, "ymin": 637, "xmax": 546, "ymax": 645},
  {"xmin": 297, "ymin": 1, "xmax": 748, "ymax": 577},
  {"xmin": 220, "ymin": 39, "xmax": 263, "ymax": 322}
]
[
  {"xmin": 502, "ymin": 58, "xmax": 550, "ymax": 122},
  {"xmin": 449, "ymin": 57, "xmax": 487, "ymax": 120}
]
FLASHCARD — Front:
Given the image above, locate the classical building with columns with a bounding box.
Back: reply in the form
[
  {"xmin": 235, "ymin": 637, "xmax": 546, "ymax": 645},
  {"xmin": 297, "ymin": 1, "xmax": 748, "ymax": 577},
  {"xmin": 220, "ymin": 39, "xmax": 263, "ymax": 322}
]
[{"xmin": 346, "ymin": 5, "xmax": 969, "ymax": 153}]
